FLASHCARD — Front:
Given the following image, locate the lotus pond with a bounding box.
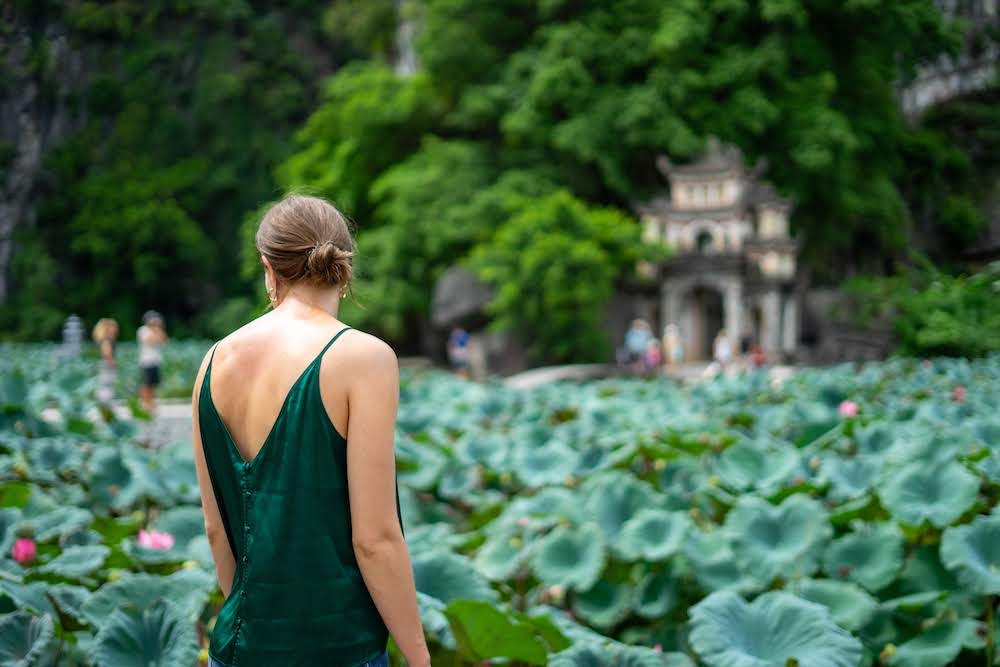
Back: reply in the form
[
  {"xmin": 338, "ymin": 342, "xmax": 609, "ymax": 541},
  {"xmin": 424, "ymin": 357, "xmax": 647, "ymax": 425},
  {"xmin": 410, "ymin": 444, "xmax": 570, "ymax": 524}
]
[{"xmin": 1, "ymin": 343, "xmax": 999, "ymax": 666}]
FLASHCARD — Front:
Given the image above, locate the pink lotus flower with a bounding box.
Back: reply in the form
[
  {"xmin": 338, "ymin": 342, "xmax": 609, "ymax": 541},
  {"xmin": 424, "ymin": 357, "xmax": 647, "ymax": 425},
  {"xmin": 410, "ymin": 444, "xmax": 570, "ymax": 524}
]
[
  {"xmin": 137, "ymin": 529, "xmax": 175, "ymax": 551},
  {"xmin": 653, "ymin": 644, "xmax": 663, "ymax": 653},
  {"xmin": 11, "ymin": 538, "xmax": 36, "ymax": 565},
  {"xmin": 516, "ymin": 517, "xmax": 530, "ymax": 528},
  {"xmin": 838, "ymin": 400, "xmax": 859, "ymax": 418},
  {"xmin": 953, "ymin": 385, "xmax": 967, "ymax": 403}
]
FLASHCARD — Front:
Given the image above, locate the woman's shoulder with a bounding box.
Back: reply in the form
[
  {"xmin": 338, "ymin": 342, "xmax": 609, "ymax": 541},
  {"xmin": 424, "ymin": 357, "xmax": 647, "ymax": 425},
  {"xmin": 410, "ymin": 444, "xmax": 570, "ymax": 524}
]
[{"xmin": 334, "ymin": 328, "xmax": 398, "ymax": 372}]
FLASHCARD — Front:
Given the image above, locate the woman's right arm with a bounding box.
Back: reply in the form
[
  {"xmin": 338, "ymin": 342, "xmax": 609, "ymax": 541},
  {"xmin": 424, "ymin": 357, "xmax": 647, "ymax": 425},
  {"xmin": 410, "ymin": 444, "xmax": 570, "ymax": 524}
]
[{"xmin": 342, "ymin": 338, "xmax": 429, "ymax": 667}]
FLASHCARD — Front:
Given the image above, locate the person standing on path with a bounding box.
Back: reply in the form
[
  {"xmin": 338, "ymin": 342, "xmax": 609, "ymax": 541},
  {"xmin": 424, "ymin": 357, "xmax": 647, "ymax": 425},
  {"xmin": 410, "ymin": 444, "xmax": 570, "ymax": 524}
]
[
  {"xmin": 92, "ymin": 318, "xmax": 119, "ymax": 403},
  {"xmin": 447, "ymin": 326, "xmax": 470, "ymax": 377},
  {"xmin": 191, "ymin": 194, "xmax": 429, "ymax": 667},
  {"xmin": 137, "ymin": 311, "xmax": 168, "ymax": 412}
]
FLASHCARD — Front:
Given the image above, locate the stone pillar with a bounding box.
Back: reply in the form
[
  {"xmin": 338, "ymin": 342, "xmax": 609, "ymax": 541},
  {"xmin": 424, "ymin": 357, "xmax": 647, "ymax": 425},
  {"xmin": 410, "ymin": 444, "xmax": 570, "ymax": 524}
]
[
  {"xmin": 661, "ymin": 283, "xmax": 682, "ymax": 332},
  {"xmin": 723, "ymin": 280, "xmax": 742, "ymax": 351},
  {"xmin": 761, "ymin": 290, "xmax": 781, "ymax": 357},
  {"xmin": 781, "ymin": 295, "xmax": 798, "ymax": 356}
]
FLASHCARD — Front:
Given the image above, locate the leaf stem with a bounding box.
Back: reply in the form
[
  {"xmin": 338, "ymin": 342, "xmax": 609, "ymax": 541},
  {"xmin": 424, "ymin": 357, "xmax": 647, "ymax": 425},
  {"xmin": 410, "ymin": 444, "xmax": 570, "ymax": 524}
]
[{"xmin": 988, "ymin": 594, "xmax": 995, "ymax": 667}]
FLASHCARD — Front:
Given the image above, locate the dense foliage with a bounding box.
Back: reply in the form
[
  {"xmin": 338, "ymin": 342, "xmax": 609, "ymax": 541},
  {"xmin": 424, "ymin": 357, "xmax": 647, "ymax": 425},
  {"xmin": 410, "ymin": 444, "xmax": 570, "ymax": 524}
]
[
  {"xmin": 3, "ymin": 1, "xmax": 996, "ymax": 360},
  {"xmin": 1, "ymin": 344, "xmax": 1000, "ymax": 665},
  {"xmin": 2, "ymin": 1, "xmax": 338, "ymax": 339},
  {"xmin": 844, "ymin": 261, "xmax": 1000, "ymax": 358}
]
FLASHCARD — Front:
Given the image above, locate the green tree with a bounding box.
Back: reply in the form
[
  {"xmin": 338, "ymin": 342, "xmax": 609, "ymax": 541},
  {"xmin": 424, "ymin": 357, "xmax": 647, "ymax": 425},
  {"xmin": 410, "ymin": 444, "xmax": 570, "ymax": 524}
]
[
  {"xmin": 1, "ymin": 1, "xmax": 339, "ymax": 338},
  {"xmin": 275, "ymin": 62, "xmax": 440, "ymax": 221},
  {"xmin": 468, "ymin": 190, "xmax": 643, "ymax": 363},
  {"xmin": 341, "ymin": 142, "xmax": 556, "ymax": 339},
  {"xmin": 417, "ymin": 0, "xmax": 962, "ymax": 271}
]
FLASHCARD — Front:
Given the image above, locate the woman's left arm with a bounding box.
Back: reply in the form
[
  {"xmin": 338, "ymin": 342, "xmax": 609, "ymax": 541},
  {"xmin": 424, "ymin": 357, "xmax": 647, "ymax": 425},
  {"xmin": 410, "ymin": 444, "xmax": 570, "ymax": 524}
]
[{"xmin": 191, "ymin": 347, "xmax": 236, "ymax": 597}]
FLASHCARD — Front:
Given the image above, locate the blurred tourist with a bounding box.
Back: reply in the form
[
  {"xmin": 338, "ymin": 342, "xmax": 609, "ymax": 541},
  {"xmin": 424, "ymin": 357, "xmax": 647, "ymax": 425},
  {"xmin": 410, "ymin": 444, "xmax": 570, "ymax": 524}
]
[
  {"xmin": 625, "ymin": 319, "xmax": 653, "ymax": 373},
  {"xmin": 662, "ymin": 323, "xmax": 684, "ymax": 367},
  {"xmin": 447, "ymin": 326, "xmax": 470, "ymax": 378},
  {"xmin": 92, "ymin": 318, "xmax": 119, "ymax": 403},
  {"xmin": 644, "ymin": 338, "xmax": 662, "ymax": 373},
  {"xmin": 137, "ymin": 311, "xmax": 168, "ymax": 412},
  {"xmin": 712, "ymin": 329, "xmax": 732, "ymax": 370},
  {"xmin": 750, "ymin": 343, "xmax": 767, "ymax": 369}
]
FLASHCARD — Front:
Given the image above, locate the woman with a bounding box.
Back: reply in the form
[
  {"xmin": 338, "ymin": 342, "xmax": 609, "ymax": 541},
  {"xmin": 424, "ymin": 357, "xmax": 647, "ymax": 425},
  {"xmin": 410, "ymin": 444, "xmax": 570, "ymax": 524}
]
[
  {"xmin": 191, "ymin": 195, "xmax": 429, "ymax": 667},
  {"xmin": 92, "ymin": 318, "xmax": 119, "ymax": 403},
  {"xmin": 137, "ymin": 311, "xmax": 168, "ymax": 411}
]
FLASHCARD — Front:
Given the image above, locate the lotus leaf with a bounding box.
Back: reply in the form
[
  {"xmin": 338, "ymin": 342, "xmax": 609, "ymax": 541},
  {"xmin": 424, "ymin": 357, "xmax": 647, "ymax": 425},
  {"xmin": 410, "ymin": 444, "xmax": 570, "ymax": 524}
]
[
  {"xmin": 444, "ymin": 599, "xmax": 548, "ymax": 664},
  {"xmin": 26, "ymin": 438, "xmax": 83, "ymax": 482},
  {"xmin": 46, "ymin": 583, "xmax": 92, "ymax": 626},
  {"xmin": 975, "ymin": 453, "xmax": 1000, "ymax": 484},
  {"xmin": 91, "ymin": 600, "xmax": 199, "ymax": 667},
  {"xmin": 396, "ymin": 438, "xmax": 447, "ymax": 491},
  {"xmin": 0, "ymin": 508, "xmax": 21, "ymax": 556},
  {"xmin": 897, "ymin": 545, "xmax": 961, "ymax": 598},
  {"xmin": 877, "ymin": 461, "xmax": 978, "ymax": 528},
  {"xmin": 417, "ymin": 591, "xmax": 455, "ymax": 650},
  {"xmin": 823, "ymin": 455, "xmax": 881, "ymax": 501},
  {"xmin": 439, "ymin": 464, "xmax": 482, "ymax": 500},
  {"xmin": 683, "ymin": 529, "xmax": 758, "ymax": 594},
  {"xmin": 0, "ymin": 582, "xmax": 55, "ymax": 617},
  {"xmin": 724, "ymin": 495, "xmax": 831, "ymax": 585},
  {"xmin": 887, "ymin": 619, "xmax": 983, "ymax": 667},
  {"xmin": 406, "ymin": 523, "xmax": 461, "ymax": 556},
  {"xmin": 878, "ymin": 591, "xmax": 948, "ymax": 612},
  {"xmin": 575, "ymin": 440, "xmax": 636, "ymax": 476},
  {"xmin": 854, "ymin": 423, "xmax": 893, "ymax": 455},
  {"xmin": 713, "ymin": 440, "xmax": 798, "ymax": 492},
  {"xmin": 501, "ymin": 487, "xmax": 582, "ymax": 527},
  {"xmin": 454, "ymin": 432, "xmax": 510, "ymax": 469},
  {"xmin": 514, "ymin": 440, "xmax": 581, "ymax": 488},
  {"xmin": 617, "ymin": 509, "xmax": 690, "ymax": 562},
  {"xmin": 531, "ymin": 523, "xmax": 605, "ymax": 591},
  {"xmin": 940, "ymin": 512, "xmax": 1000, "ymax": 594},
  {"xmin": 688, "ymin": 590, "xmax": 863, "ymax": 667},
  {"xmin": 550, "ymin": 642, "xmax": 695, "ymax": 666},
  {"xmin": 659, "ymin": 458, "xmax": 709, "ymax": 504},
  {"xmin": 582, "ymin": 473, "xmax": 659, "ymax": 541},
  {"xmin": 822, "ymin": 522, "xmax": 904, "ymax": 592},
  {"xmin": 38, "ymin": 545, "xmax": 109, "ymax": 579},
  {"xmin": 571, "ymin": 580, "xmax": 633, "ymax": 629},
  {"xmin": 21, "ymin": 507, "xmax": 92, "ymax": 542},
  {"xmin": 87, "ymin": 448, "xmax": 135, "ymax": 511},
  {"xmin": 794, "ymin": 578, "xmax": 878, "ymax": 631},
  {"xmin": 475, "ymin": 528, "xmax": 527, "ymax": 581},
  {"xmin": 634, "ymin": 571, "xmax": 678, "ymax": 619},
  {"xmin": 80, "ymin": 569, "xmax": 214, "ymax": 626},
  {"xmin": 412, "ymin": 551, "xmax": 496, "ymax": 604},
  {"xmin": 0, "ymin": 612, "xmax": 54, "ymax": 666}
]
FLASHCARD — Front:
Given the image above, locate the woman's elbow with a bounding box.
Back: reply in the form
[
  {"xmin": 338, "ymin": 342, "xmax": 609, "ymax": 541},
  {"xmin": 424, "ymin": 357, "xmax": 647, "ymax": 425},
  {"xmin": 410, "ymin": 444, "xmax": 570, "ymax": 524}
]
[
  {"xmin": 204, "ymin": 519, "xmax": 227, "ymax": 547},
  {"xmin": 352, "ymin": 528, "xmax": 402, "ymax": 561}
]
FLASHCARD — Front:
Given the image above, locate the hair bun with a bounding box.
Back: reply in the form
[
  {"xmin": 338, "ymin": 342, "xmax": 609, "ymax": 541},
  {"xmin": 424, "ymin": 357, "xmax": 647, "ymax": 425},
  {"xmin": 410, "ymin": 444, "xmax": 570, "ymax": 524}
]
[{"xmin": 306, "ymin": 241, "xmax": 354, "ymax": 287}]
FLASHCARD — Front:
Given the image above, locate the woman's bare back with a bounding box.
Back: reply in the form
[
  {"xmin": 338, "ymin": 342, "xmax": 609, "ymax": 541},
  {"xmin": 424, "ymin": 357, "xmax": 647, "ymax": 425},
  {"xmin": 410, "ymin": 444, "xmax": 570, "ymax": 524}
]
[{"xmin": 206, "ymin": 310, "xmax": 351, "ymax": 464}]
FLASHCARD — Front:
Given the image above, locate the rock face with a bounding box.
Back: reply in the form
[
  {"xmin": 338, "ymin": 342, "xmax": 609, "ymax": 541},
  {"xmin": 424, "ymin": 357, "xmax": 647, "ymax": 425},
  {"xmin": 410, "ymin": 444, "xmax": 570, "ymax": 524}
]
[
  {"xmin": 430, "ymin": 266, "xmax": 494, "ymax": 330},
  {"xmin": 1, "ymin": 16, "xmax": 91, "ymax": 304}
]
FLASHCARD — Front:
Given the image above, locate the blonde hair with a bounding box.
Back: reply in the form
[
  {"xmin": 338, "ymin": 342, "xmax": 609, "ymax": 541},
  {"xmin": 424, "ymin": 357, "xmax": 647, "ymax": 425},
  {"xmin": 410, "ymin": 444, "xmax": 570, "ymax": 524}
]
[{"xmin": 92, "ymin": 318, "xmax": 118, "ymax": 343}]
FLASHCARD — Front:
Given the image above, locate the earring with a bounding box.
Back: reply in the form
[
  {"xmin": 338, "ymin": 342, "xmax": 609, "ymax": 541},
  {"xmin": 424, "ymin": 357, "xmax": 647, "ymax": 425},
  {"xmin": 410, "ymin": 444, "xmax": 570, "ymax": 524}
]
[{"xmin": 267, "ymin": 285, "xmax": 277, "ymax": 306}]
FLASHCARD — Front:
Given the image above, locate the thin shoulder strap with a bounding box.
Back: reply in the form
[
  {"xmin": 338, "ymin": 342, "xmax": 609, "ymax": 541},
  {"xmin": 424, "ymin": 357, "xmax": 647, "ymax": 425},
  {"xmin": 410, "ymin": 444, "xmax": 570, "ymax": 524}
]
[
  {"xmin": 201, "ymin": 342, "xmax": 222, "ymax": 390},
  {"xmin": 317, "ymin": 326, "xmax": 352, "ymax": 359}
]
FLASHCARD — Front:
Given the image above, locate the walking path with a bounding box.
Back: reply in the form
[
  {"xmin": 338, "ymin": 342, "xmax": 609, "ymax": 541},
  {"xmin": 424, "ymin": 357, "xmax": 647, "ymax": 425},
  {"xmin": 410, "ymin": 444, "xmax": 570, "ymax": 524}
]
[
  {"xmin": 504, "ymin": 361, "xmax": 797, "ymax": 390},
  {"xmin": 41, "ymin": 399, "xmax": 192, "ymax": 448}
]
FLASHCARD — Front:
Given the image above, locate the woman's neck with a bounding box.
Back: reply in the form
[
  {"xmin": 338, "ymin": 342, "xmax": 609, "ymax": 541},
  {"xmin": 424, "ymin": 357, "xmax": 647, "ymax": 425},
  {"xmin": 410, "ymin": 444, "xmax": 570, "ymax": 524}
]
[{"xmin": 277, "ymin": 284, "xmax": 341, "ymax": 320}]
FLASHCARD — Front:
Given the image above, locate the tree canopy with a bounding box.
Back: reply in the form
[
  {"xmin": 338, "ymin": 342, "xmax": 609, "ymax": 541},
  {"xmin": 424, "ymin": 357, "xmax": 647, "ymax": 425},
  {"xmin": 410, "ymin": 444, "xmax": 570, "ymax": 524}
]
[{"xmin": 2, "ymin": 0, "xmax": 994, "ymax": 361}]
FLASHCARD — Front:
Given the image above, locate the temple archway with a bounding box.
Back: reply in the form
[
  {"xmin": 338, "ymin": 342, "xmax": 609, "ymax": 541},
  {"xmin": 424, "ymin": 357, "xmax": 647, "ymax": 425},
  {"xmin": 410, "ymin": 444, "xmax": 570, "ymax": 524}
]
[{"xmin": 681, "ymin": 285, "xmax": 724, "ymax": 360}]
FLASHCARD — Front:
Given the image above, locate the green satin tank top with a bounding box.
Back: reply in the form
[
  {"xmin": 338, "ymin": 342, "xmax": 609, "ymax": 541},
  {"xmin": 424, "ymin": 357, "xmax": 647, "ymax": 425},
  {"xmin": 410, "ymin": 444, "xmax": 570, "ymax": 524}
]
[{"xmin": 198, "ymin": 327, "xmax": 389, "ymax": 666}]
